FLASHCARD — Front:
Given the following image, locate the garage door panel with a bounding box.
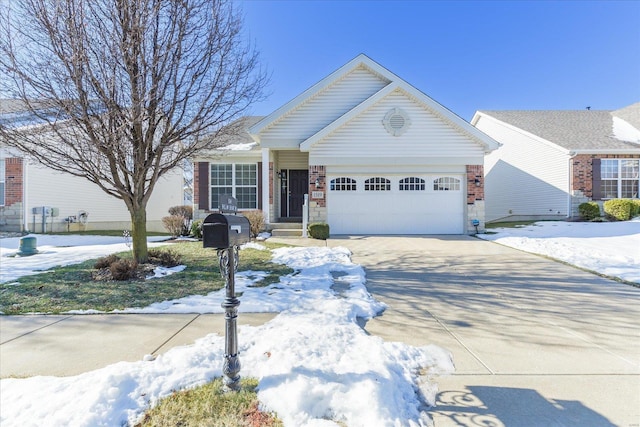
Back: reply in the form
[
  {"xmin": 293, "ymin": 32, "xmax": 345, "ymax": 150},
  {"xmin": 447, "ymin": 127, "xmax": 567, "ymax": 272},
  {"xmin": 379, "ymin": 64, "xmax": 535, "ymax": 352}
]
[{"xmin": 327, "ymin": 175, "xmax": 464, "ymax": 234}]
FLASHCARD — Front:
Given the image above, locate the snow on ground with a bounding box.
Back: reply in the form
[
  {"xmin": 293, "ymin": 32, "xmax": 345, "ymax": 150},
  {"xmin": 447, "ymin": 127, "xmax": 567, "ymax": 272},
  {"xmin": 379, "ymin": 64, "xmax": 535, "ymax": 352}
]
[
  {"xmin": 0, "ymin": 234, "xmax": 171, "ymax": 284},
  {"xmin": 0, "ymin": 236, "xmax": 453, "ymax": 427},
  {"xmin": 477, "ymin": 219, "xmax": 640, "ymax": 284},
  {"xmin": 1, "ymin": 220, "xmax": 637, "ymax": 426}
]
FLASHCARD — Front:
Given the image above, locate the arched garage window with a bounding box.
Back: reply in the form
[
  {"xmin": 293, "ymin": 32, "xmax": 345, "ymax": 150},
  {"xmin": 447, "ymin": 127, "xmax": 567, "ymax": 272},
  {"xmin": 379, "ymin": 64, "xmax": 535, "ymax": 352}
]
[
  {"xmin": 365, "ymin": 177, "xmax": 391, "ymax": 191},
  {"xmin": 434, "ymin": 177, "xmax": 460, "ymax": 191},
  {"xmin": 399, "ymin": 177, "xmax": 425, "ymax": 191},
  {"xmin": 330, "ymin": 177, "xmax": 357, "ymax": 191}
]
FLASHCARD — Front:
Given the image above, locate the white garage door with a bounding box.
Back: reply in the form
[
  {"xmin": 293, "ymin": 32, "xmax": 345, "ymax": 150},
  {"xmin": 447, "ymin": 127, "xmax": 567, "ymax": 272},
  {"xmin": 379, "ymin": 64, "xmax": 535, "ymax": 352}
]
[{"xmin": 327, "ymin": 175, "xmax": 464, "ymax": 234}]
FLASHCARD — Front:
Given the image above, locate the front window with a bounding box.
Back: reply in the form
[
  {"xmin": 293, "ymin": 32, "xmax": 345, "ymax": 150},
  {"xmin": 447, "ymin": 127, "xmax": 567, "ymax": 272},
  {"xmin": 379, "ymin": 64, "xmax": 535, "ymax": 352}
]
[
  {"xmin": 0, "ymin": 159, "xmax": 5, "ymax": 206},
  {"xmin": 210, "ymin": 163, "xmax": 257, "ymax": 209},
  {"xmin": 601, "ymin": 159, "xmax": 639, "ymax": 199}
]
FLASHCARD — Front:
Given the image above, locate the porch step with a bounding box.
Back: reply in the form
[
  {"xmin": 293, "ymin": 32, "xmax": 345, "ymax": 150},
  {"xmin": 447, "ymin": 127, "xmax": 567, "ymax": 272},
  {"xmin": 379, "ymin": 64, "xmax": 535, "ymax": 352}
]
[{"xmin": 268, "ymin": 222, "xmax": 303, "ymax": 237}]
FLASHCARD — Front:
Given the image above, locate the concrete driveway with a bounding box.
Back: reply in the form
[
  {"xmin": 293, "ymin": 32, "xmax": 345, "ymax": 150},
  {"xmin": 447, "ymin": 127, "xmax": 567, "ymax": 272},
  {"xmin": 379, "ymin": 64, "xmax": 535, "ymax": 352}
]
[{"xmin": 326, "ymin": 236, "xmax": 640, "ymax": 427}]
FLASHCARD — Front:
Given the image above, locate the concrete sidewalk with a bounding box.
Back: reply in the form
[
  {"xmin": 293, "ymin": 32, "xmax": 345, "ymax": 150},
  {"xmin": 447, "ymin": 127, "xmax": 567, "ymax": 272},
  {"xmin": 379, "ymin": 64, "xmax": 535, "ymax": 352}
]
[
  {"xmin": 1, "ymin": 235, "xmax": 639, "ymax": 426},
  {"xmin": 0, "ymin": 313, "xmax": 275, "ymax": 377}
]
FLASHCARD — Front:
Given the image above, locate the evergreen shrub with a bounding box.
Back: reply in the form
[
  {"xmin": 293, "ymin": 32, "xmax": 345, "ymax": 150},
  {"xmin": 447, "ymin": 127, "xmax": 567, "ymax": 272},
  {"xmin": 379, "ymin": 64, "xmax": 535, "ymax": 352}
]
[{"xmin": 308, "ymin": 223, "xmax": 330, "ymax": 240}]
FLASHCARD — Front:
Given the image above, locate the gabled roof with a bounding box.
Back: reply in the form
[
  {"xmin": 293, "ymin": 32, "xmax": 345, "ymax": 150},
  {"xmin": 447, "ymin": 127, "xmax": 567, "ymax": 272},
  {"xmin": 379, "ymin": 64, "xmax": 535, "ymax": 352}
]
[
  {"xmin": 473, "ymin": 105, "xmax": 640, "ymax": 153},
  {"xmin": 249, "ymin": 54, "xmax": 500, "ymax": 153}
]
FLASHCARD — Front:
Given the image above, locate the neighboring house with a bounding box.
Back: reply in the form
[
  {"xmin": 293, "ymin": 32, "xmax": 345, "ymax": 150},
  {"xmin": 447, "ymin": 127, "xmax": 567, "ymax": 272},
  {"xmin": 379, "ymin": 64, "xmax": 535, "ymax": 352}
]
[
  {"xmin": 193, "ymin": 54, "xmax": 500, "ymax": 235},
  {"xmin": 0, "ymin": 100, "xmax": 184, "ymax": 233},
  {"xmin": 472, "ymin": 103, "xmax": 640, "ymax": 222}
]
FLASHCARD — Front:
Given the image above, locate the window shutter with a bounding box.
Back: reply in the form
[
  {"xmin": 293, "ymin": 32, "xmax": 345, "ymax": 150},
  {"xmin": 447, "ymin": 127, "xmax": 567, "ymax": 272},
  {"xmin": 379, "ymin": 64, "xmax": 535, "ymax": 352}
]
[
  {"xmin": 257, "ymin": 162, "xmax": 263, "ymax": 209},
  {"xmin": 198, "ymin": 162, "xmax": 210, "ymax": 210},
  {"xmin": 592, "ymin": 158, "xmax": 601, "ymax": 200}
]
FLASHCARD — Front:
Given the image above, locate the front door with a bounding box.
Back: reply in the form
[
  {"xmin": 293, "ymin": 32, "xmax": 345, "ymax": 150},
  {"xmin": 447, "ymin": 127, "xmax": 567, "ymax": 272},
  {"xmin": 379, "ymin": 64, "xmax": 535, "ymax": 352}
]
[{"xmin": 280, "ymin": 169, "xmax": 308, "ymax": 218}]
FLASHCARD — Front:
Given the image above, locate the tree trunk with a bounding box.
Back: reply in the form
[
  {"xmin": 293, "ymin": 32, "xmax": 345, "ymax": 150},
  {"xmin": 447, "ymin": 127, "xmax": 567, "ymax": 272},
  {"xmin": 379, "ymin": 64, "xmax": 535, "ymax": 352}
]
[{"xmin": 130, "ymin": 206, "xmax": 148, "ymax": 263}]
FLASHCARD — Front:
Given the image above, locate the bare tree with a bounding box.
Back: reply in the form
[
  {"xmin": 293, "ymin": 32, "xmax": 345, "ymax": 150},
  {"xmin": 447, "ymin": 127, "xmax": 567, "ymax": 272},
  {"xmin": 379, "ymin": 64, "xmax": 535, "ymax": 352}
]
[{"xmin": 0, "ymin": 0, "xmax": 267, "ymax": 262}]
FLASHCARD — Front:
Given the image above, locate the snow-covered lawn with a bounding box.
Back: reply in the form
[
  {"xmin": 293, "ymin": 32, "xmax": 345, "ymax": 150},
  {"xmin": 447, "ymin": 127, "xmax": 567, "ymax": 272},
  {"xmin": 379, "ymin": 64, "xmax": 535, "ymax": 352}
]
[
  {"xmin": 1, "ymin": 219, "xmax": 637, "ymax": 427},
  {"xmin": 478, "ymin": 219, "xmax": 640, "ymax": 284},
  {"xmin": 0, "ymin": 236, "xmax": 453, "ymax": 427}
]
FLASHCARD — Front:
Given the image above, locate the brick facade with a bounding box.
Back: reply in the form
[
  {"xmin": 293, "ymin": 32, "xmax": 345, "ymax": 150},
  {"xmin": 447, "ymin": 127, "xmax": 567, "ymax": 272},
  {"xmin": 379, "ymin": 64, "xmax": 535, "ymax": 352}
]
[
  {"xmin": 466, "ymin": 165, "xmax": 484, "ymax": 204},
  {"xmin": 571, "ymin": 154, "xmax": 640, "ymax": 198},
  {"xmin": 308, "ymin": 165, "xmax": 326, "ymax": 207},
  {"xmin": 0, "ymin": 157, "xmax": 24, "ymax": 231}
]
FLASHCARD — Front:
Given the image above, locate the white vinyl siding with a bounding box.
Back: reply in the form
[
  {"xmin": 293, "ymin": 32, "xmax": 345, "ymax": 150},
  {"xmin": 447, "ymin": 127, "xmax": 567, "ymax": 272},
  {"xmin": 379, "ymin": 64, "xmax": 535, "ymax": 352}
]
[
  {"xmin": 309, "ymin": 91, "xmax": 485, "ymax": 166},
  {"xmin": 260, "ymin": 66, "xmax": 390, "ymax": 147},
  {"xmin": 25, "ymin": 161, "xmax": 183, "ymax": 228},
  {"xmin": 476, "ymin": 115, "xmax": 571, "ymax": 222}
]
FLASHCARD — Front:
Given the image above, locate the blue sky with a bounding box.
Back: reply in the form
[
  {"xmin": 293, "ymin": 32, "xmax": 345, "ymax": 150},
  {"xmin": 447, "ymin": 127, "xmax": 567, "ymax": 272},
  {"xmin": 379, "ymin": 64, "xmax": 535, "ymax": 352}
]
[{"xmin": 239, "ymin": 0, "xmax": 640, "ymax": 121}]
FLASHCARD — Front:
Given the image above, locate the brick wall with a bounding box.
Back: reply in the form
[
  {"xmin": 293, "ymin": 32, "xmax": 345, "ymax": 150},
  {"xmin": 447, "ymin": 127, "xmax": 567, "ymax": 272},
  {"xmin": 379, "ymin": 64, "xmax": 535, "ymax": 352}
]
[
  {"xmin": 4, "ymin": 158, "xmax": 23, "ymax": 205},
  {"xmin": 466, "ymin": 165, "xmax": 484, "ymax": 204},
  {"xmin": 571, "ymin": 154, "xmax": 640, "ymax": 197},
  {"xmin": 309, "ymin": 165, "xmax": 326, "ymax": 208}
]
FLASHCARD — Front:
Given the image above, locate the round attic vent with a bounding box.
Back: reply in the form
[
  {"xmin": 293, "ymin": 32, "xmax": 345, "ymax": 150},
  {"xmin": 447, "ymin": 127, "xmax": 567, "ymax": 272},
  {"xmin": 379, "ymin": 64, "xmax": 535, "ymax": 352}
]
[{"xmin": 383, "ymin": 108, "xmax": 411, "ymax": 136}]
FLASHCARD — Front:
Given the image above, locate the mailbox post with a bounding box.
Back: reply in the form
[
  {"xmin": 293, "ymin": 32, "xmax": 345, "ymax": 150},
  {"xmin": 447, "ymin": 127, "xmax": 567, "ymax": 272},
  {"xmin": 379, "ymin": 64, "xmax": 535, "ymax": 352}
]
[{"xmin": 202, "ymin": 196, "xmax": 250, "ymax": 392}]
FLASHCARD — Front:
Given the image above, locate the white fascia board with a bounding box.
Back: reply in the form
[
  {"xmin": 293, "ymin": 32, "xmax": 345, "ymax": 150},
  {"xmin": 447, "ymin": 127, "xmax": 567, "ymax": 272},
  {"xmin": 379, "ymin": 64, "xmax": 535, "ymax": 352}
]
[
  {"xmin": 248, "ymin": 54, "xmax": 397, "ymax": 138},
  {"xmin": 299, "ymin": 83, "xmax": 399, "ymax": 151},
  {"xmin": 473, "ymin": 111, "xmax": 572, "ymax": 155},
  {"xmin": 570, "ymin": 148, "xmax": 640, "ymax": 155}
]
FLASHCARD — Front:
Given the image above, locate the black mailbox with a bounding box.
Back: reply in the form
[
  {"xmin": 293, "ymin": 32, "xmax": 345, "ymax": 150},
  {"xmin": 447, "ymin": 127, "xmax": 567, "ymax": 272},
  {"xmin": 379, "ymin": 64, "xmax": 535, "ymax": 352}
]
[{"xmin": 202, "ymin": 213, "xmax": 251, "ymax": 249}]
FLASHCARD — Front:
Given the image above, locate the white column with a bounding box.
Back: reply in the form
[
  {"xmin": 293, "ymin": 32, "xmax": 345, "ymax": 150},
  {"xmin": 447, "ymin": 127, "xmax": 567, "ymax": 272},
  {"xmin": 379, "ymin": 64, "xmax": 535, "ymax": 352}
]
[{"xmin": 261, "ymin": 148, "xmax": 270, "ymax": 224}]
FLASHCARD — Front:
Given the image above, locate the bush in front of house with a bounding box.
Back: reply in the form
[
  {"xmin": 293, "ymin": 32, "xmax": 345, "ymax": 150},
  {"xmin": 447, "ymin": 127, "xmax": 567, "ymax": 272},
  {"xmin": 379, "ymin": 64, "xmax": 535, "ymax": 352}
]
[
  {"xmin": 162, "ymin": 215, "xmax": 184, "ymax": 238},
  {"xmin": 242, "ymin": 210, "xmax": 265, "ymax": 238},
  {"xmin": 308, "ymin": 223, "xmax": 330, "ymax": 240},
  {"xmin": 631, "ymin": 199, "xmax": 640, "ymax": 218},
  {"xmin": 168, "ymin": 205, "xmax": 193, "ymax": 236},
  {"xmin": 603, "ymin": 199, "xmax": 635, "ymax": 221},
  {"xmin": 191, "ymin": 219, "xmax": 203, "ymax": 239},
  {"xmin": 578, "ymin": 202, "xmax": 601, "ymax": 221}
]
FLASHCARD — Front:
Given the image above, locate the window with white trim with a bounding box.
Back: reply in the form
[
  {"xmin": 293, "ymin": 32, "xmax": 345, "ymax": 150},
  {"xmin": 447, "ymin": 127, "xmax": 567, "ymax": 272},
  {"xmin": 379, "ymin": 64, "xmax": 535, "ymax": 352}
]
[
  {"xmin": 330, "ymin": 177, "xmax": 357, "ymax": 191},
  {"xmin": 399, "ymin": 177, "xmax": 425, "ymax": 191},
  {"xmin": 601, "ymin": 159, "xmax": 639, "ymax": 199},
  {"xmin": 434, "ymin": 177, "xmax": 460, "ymax": 191},
  {"xmin": 210, "ymin": 163, "xmax": 257, "ymax": 209},
  {"xmin": 365, "ymin": 177, "xmax": 391, "ymax": 191},
  {"xmin": 0, "ymin": 159, "xmax": 5, "ymax": 206}
]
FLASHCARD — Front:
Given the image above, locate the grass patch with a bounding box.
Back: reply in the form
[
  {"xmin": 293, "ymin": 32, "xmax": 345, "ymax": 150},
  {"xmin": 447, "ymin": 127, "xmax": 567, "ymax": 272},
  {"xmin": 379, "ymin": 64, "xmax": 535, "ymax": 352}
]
[
  {"xmin": 0, "ymin": 241, "xmax": 293, "ymax": 314},
  {"xmin": 485, "ymin": 220, "xmax": 539, "ymax": 229},
  {"xmin": 135, "ymin": 377, "xmax": 282, "ymax": 427}
]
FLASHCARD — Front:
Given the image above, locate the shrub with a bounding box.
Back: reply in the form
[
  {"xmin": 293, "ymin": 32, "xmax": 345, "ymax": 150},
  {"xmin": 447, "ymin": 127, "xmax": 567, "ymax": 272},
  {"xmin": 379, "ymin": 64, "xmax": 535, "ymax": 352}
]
[
  {"xmin": 168, "ymin": 205, "xmax": 193, "ymax": 235},
  {"xmin": 631, "ymin": 199, "xmax": 640, "ymax": 218},
  {"xmin": 242, "ymin": 210, "xmax": 265, "ymax": 237},
  {"xmin": 148, "ymin": 248, "xmax": 182, "ymax": 267},
  {"xmin": 578, "ymin": 202, "xmax": 601, "ymax": 221},
  {"xmin": 109, "ymin": 258, "xmax": 138, "ymax": 281},
  {"xmin": 162, "ymin": 215, "xmax": 184, "ymax": 238},
  {"xmin": 191, "ymin": 219, "xmax": 203, "ymax": 239},
  {"xmin": 94, "ymin": 254, "xmax": 119, "ymax": 269},
  {"xmin": 603, "ymin": 199, "xmax": 634, "ymax": 221},
  {"xmin": 308, "ymin": 223, "xmax": 330, "ymax": 240}
]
